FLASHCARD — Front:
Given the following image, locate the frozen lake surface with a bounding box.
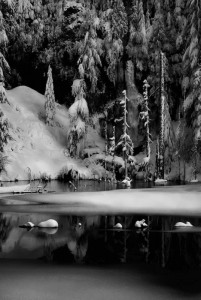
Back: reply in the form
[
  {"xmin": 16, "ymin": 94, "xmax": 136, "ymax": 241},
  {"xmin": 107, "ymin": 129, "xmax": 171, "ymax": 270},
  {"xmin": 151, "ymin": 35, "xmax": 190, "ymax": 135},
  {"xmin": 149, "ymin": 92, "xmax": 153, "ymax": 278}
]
[
  {"xmin": 0, "ymin": 181, "xmax": 201, "ymax": 299},
  {"xmin": 0, "ymin": 181, "xmax": 200, "ymax": 216}
]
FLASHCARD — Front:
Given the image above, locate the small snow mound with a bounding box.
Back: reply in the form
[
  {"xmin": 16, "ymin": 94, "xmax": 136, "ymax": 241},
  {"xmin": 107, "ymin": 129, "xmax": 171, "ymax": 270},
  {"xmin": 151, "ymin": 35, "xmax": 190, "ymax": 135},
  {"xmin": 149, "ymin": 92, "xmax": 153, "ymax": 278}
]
[
  {"xmin": 155, "ymin": 178, "xmax": 168, "ymax": 184},
  {"xmin": 113, "ymin": 223, "xmax": 122, "ymax": 229},
  {"xmin": 189, "ymin": 179, "xmax": 199, "ymax": 183},
  {"xmin": 135, "ymin": 219, "xmax": 148, "ymax": 228},
  {"xmin": 38, "ymin": 219, "xmax": 58, "ymax": 228},
  {"xmin": 174, "ymin": 221, "xmax": 193, "ymax": 227}
]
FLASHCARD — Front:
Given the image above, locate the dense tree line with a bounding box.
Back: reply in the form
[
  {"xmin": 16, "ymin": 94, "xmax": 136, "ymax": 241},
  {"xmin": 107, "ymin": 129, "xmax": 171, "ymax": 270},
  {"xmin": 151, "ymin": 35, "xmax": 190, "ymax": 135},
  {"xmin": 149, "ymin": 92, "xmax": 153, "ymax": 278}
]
[{"xmin": 0, "ymin": 0, "xmax": 200, "ymax": 168}]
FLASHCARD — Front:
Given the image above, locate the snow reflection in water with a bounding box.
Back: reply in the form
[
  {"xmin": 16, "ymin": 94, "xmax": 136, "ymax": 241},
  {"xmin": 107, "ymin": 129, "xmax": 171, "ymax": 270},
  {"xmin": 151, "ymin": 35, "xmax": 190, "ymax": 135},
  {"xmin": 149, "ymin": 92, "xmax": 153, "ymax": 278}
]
[{"xmin": 0, "ymin": 213, "xmax": 201, "ymax": 268}]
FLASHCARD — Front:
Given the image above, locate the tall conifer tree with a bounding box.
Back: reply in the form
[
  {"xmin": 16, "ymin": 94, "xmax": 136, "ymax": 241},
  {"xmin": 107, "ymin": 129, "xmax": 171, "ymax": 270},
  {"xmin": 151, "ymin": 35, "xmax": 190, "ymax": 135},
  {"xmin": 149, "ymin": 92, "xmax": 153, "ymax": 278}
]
[
  {"xmin": 0, "ymin": 3, "xmax": 11, "ymax": 154},
  {"xmin": 183, "ymin": 0, "xmax": 201, "ymax": 140},
  {"xmin": 140, "ymin": 79, "xmax": 151, "ymax": 161},
  {"xmin": 101, "ymin": 0, "xmax": 128, "ymax": 84},
  {"xmin": 116, "ymin": 90, "xmax": 133, "ymax": 178},
  {"xmin": 0, "ymin": 110, "xmax": 10, "ymax": 152},
  {"xmin": 0, "ymin": 8, "xmax": 10, "ymax": 104},
  {"xmin": 127, "ymin": 0, "xmax": 148, "ymax": 77},
  {"xmin": 44, "ymin": 65, "xmax": 56, "ymax": 126},
  {"xmin": 68, "ymin": 79, "xmax": 89, "ymax": 157}
]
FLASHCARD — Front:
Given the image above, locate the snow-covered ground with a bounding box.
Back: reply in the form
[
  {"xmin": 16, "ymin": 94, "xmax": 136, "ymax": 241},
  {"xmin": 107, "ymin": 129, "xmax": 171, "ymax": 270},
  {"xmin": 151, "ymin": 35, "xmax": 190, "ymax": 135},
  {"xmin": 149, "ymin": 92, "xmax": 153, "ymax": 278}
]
[
  {"xmin": 1, "ymin": 185, "xmax": 201, "ymax": 216},
  {"xmin": 1, "ymin": 86, "xmax": 106, "ymax": 181},
  {"xmin": 1, "ymin": 86, "xmax": 200, "ymax": 182}
]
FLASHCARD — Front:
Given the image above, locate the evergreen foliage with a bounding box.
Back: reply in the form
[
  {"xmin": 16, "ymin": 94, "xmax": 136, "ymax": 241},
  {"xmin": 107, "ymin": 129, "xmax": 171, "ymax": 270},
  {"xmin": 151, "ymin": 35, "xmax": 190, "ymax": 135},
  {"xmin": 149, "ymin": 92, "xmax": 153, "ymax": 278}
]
[
  {"xmin": 182, "ymin": 0, "xmax": 201, "ymax": 140},
  {"xmin": 140, "ymin": 79, "xmax": 151, "ymax": 160},
  {"xmin": 0, "ymin": 0, "xmax": 201, "ymax": 175},
  {"xmin": 101, "ymin": 0, "xmax": 128, "ymax": 84},
  {"xmin": 0, "ymin": 5, "xmax": 10, "ymax": 104},
  {"xmin": 0, "ymin": 0, "xmax": 11, "ymax": 156},
  {"xmin": 158, "ymin": 52, "xmax": 166, "ymax": 179},
  {"xmin": 104, "ymin": 112, "xmax": 108, "ymax": 179},
  {"xmin": 0, "ymin": 83, "xmax": 8, "ymax": 104},
  {"xmin": 127, "ymin": 0, "xmax": 148, "ymax": 77},
  {"xmin": 0, "ymin": 110, "xmax": 11, "ymax": 152},
  {"xmin": 0, "ymin": 152, "xmax": 9, "ymax": 174},
  {"xmin": 116, "ymin": 90, "xmax": 133, "ymax": 178},
  {"xmin": 77, "ymin": 8, "xmax": 102, "ymax": 93},
  {"xmin": 109, "ymin": 125, "xmax": 116, "ymax": 181},
  {"xmin": 44, "ymin": 65, "xmax": 56, "ymax": 126},
  {"xmin": 68, "ymin": 78, "xmax": 89, "ymax": 157}
]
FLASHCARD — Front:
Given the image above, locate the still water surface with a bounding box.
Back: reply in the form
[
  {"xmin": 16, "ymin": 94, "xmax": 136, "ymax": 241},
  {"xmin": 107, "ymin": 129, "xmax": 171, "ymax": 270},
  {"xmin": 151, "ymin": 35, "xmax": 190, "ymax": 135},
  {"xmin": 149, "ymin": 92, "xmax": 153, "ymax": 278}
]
[
  {"xmin": 1, "ymin": 178, "xmax": 181, "ymax": 192},
  {"xmin": 0, "ymin": 180, "xmax": 201, "ymax": 299}
]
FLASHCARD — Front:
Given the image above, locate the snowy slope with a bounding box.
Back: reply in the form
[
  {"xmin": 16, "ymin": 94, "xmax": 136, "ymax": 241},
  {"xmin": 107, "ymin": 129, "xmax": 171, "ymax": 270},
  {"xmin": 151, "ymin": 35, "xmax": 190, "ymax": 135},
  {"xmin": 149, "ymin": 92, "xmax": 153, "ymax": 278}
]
[
  {"xmin": 0, "ymin": 86, "xmax": 105, "ymax": 181},
  {"xmin": 2, "ymin": 86, "xmax": 198, "ymax": 182}
]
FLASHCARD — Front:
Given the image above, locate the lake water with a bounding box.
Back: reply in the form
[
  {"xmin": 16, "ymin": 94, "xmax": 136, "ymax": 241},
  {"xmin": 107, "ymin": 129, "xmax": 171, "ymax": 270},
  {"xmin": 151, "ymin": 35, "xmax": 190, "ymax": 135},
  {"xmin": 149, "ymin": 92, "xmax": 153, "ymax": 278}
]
[
  {"xmin": 1, "ymin": 178, "xmax": 182, "ymax": 193},
  {"xmin": 0, "ymin": 180, "xmax": 201, "ymax": 299}
]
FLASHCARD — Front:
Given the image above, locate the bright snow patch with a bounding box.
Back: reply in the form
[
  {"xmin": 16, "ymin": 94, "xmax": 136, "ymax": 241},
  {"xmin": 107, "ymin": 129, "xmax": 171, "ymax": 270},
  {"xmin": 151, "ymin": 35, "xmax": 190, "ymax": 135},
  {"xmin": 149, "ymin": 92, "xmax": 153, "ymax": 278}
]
[
  {"xmin": 1, "ymin": 86, "xmax": 105, "ymax": 181},
  {"xmin": 189, "ymin": 179, "xmax": 199, "ymax": 183},
  {"xmin": 155, "ymin": 178, "xmax": 168, "ymax": 184}
]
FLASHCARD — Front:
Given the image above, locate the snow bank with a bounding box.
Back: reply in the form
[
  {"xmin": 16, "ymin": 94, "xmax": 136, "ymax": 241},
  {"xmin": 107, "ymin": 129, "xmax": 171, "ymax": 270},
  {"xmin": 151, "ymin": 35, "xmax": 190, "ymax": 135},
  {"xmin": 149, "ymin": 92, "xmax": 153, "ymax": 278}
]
[
  {"xmin": 2, "ymin": 86, "xmax": 197, "ymax": 183},
  {"xmin": 0, "ymin": 86, "xmax": 105, "ymax": 181},
  {"xmin": 2, "ymin": 186, "xmax": 201, "ymax": 216}
]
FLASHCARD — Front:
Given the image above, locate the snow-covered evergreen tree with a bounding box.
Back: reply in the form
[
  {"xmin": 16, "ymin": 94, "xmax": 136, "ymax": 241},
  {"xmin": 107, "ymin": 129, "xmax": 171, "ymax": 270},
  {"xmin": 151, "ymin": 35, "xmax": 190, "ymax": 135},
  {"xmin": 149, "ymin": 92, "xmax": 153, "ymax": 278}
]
[
  {"xmin": 0, "ymin": 110, "xmax": 10, "ymax": 152},
  {"xmin": 140, "ymin": 79, "xmax": 152, "ymax": 178},
  {"xmin": 0, "ymin": 152, "xmax": 9, "ymax": 174},
  {"xmin": 68, "ymin": 79, "xmax": 89, "ymax": 157},
  {"xmin": 0, "ymin": 7, "xmax": 8, "ymax": 47},
  {"xmin": 0, "ymin": 63, "xmax": 8, "ymax": 104},
  {"xmin": 101, "ymin": 0, "xmax": 128, "ymax": 84},
  {"xmin": 140, "ymin": 79, "xmax": 151, "ymax": 159},
  {"xmin": 0, "ymin": 10, "xmax": 10, "ymax": 104},
  {"xmin": 0, "ymin": 6, "xmax": 11, "ymax": 153},
  {"xmin": 127, "ymin": 0, "xmax": 148, "ymax": 77},
  {"xmin": 44, "ymin": 65, "xmax": 56, "ymax": 126},
  {"xmin": 176, "ymin": 105, "xmax": 182, "ymax": 180},
  {"xmin": 151, "ymin": 49, "xmax": 174, "ymax": 180},
  {"xmin": 182, "ymin": 0, "xmax": 201, "ymax": 139},
  {"xmin": 155, "ymin": 137, "xmax": 159, "ymax": 179},
  {"xmin": 191, "ymin": 140, "xmax": 198, "ymax": 181},
  {"xmin": 158, "ymin": 51, "xmax": 166, "ymax": 179},
  {"xmin": 109, "ymin": 125, "xmax": 116, "ymax": 181},
  {"xmin": 181, "ymin": 0, "xmax": 201, "ymax": 178},
  {"xmin": 147, "ymin": 1, "xmax": 174, "ymax": 105},
  {"xmin": 116, "ymin": 90, "xmax": 133, "ymax": 178},
  {"xmin": 77, "ymin": 8, "xmax": 102, "ymax": 93}
]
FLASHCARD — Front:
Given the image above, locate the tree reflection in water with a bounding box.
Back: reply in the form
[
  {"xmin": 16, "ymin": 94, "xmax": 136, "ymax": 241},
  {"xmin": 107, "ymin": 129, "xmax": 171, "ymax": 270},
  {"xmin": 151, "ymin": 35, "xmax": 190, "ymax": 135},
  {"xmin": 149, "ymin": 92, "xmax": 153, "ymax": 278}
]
[
  {"xmin": 67, "ymin": 219, "xmax": 88, "ymax": 263},
  {"xmin": 1, "ymin": 213, "xmax": 201, "ymax": 270},
  {"xmin": 0, "ymin": 213, "xmax": 12, "ymax": 252}
]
